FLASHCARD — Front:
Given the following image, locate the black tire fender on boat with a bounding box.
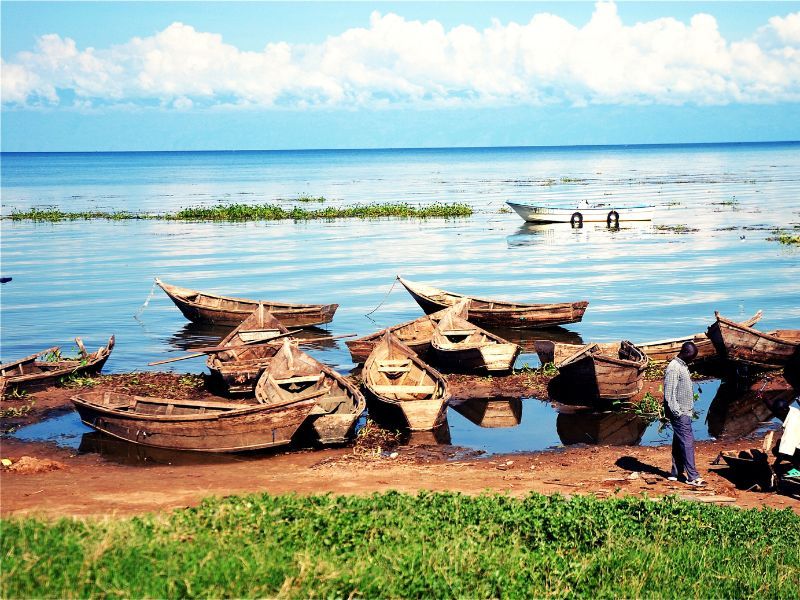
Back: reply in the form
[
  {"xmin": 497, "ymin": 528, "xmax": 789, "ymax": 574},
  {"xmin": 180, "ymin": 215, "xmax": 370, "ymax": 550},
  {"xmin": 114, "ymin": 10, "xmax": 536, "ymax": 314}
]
[
  {"xmin": 570, "ymin": 212, "xmax": 583, "ymax": 228},
  {"xmin": 607, "ymin": 210, "xmax": 620, "ymax": 227}
]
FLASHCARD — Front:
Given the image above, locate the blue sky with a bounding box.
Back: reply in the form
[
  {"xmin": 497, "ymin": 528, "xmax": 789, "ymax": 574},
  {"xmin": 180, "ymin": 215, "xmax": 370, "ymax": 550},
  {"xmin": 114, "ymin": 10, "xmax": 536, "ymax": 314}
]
[{"xmin": 2, "ymin": 1, "xmax": 800, "ymax": 151}]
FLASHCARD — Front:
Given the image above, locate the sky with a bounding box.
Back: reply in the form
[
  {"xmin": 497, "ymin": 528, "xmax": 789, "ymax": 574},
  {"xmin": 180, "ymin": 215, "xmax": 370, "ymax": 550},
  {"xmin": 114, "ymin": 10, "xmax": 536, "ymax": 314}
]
[{"xmin": 2, "ymin": 1, "xmax": 800, "ymax": 151}]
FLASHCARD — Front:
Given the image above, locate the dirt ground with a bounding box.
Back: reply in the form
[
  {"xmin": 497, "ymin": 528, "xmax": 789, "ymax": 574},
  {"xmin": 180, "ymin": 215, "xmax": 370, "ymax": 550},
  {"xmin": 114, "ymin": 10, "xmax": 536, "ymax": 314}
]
[{"xmin": 1, "ymin": 372, "xmax": 798, "ymax": 518}]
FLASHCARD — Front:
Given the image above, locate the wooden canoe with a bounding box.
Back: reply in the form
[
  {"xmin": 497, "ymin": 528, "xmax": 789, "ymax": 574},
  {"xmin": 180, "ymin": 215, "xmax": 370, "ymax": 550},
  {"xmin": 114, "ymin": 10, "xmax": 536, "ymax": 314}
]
[
  {"xmin": 206, "ymin": 304, "xmax": 290, "ymax": 395},
  {"xmin": 362, "ymin": 333, "xmax": 450, "ymax": 431},
  {"xmin": 345, "ymin": 307, "xmax": 453, "ymax": 364},
  {"xmin": 1, "ymin": 337, "xmax": 115, "ymax": 394},
  {"xmin": 397, "ymin": 276, "xmax": 588, "ymax": 329},
  {"xmin": 255, "ymin": 340, "xmax": 365, "ymax": 445},
  {"xmin": 450, "ymin": 397, "xmax": 522, "ymax": 428},
  {"xmin": 534, "ymin": 311, "xmax": 763, "ymax": 366},
  {"xmin": 707, "ymin": 312, "xmax": 800, "ymax": 369},
  {"xmin": 71, "ymin": 389, "xmax": 316, "ymax": 453},
  {"xmin": 155, "ymin": 278, "xmax": 338, "ymax": 327},
  {"xmin": 431, "ymin": 300, "xmax": 520, "ymax": 373},
  {"xmin": 550, "ymin": 341, "xmax": 648, "ymax": 401},
  {"xmin": 638, "ymin": 311, "xmax": 763, "ymax": 362}
]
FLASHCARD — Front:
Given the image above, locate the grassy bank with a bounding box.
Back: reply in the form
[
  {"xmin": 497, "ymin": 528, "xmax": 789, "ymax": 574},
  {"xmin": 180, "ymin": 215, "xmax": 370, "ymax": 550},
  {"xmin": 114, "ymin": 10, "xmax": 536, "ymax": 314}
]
[
  {"xmin": 7, "ymin": 202, "xmax": 472, "ymax": 222},
  {"xmin": 3, "ymin": 492, "xmax": 798, "ymax": 598}
]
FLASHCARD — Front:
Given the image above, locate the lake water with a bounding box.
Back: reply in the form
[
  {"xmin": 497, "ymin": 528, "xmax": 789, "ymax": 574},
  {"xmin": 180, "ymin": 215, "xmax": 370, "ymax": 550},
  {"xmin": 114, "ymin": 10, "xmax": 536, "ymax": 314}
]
[{"xmin": 2, "ymin": 143, "xmax": 799, "ymax": 457}]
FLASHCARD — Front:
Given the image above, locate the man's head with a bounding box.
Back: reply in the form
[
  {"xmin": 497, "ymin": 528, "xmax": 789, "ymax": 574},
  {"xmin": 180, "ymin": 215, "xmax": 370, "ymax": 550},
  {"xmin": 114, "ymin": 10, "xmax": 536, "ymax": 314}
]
[{"xmin": 678, "ymin": 341, "xmax": 698, "ymax": 363}]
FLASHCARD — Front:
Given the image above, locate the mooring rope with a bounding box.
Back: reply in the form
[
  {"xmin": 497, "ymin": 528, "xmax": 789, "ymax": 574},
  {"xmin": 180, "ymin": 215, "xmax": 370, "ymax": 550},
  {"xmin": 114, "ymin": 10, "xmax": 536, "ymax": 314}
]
[
  {"xmin": 365, "ymin": 277, "xmax": 398, "ymax": 317},
  {"xmin": 133, "ymin": 280, "xmax": 158, "ymax": 319}
]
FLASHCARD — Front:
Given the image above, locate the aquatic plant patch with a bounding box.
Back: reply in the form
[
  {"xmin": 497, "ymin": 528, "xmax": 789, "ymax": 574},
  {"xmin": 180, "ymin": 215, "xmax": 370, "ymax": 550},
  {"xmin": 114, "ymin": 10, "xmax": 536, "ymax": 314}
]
[
  {"xmin": 2, "ymin": 492, "xmax": 798, "ymax": 598},
  {"xmin": 7, "ymin": 203, "xmax": 473, "ymax": 222}
]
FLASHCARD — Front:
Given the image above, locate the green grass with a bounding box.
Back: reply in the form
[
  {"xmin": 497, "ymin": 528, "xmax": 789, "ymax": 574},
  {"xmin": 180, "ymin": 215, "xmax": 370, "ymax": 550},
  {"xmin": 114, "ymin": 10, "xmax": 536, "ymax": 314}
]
[
  {"xmin": 6, "ymin": 202, "xmax": 472, "ymax": 222},
  {"xmin": 3, "ymin": 492, "xmax": 798, "ymax": 598}
]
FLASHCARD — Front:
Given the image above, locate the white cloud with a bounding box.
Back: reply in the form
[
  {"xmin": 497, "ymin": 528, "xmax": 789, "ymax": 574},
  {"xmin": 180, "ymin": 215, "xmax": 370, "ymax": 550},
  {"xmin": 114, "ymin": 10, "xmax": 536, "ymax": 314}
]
[{"xmin": 3, "ymin": 1, "xmax": 800, "ymax": 110}]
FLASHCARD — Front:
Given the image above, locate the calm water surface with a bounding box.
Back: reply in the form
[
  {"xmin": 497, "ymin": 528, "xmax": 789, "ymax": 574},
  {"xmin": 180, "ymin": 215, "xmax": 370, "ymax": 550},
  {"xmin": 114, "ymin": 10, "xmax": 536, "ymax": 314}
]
[{"xmin": 2, "ymin": 143, "xmax": 799, "ymax": 457}]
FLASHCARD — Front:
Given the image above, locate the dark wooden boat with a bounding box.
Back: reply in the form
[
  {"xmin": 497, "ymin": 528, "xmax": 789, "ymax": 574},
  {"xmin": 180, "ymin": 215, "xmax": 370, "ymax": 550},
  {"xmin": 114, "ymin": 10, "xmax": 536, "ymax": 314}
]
[
  {"xmin": 431, "ymin": 300, "xmax": 520, "ymax": 373},
  {"xmin": 362, "ymin": 333, "xmax": 450, "ymax": 431},
  {"xmin": 155, "ymin": 278, "xmax": 338, "ymax": 327},
  {"xmin": 450, "ymin": 397, "xmax": 522, "ymax": 428},
  {"xmin": 548, "ymin": 341, "xmax": 648, "ymax": 401},
  {"xmin": 1, "ymin": 337, "xmax": 115, "ymax": 395},
  {"xmin": 345, "ymin": 307, "xmax": 454, "ymax": 364},
  {"xmin": 397, "ymin": 276, "xmax": 588, "ymax": 329},
  {"xmin": 706, "ymin": 376, "xmax": 795, "ymax": 440},
  {"xmin": 718, "ymin": 449, "xmax": 777, "ymax": 491},
  {"xmin": 71, "ymin": 388, "xmax": 316, "ymax": 452},
  {"xmin": 206, "ymin": 304, "xmax": 289, "ymax": 395},
  {"xmin": 255, "ymin": 340, "xmax": 365, "ymax": 444},
  {"xmin": 639, "ymin": 311, "xmax": 763, "ymax": 362},
  {"xmin": 707, "ymin": 312, "xmax": 800, "ymax": 369}
]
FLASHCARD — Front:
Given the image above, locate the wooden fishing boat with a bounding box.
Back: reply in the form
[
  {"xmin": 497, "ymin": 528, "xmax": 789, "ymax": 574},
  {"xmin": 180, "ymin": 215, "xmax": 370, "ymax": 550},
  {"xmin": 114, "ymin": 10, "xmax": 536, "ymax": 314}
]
[
  {"xmin": 506, "ymin": 201, "xmax": 654, "ymax": 224},
  {"xmin": 206, "ymin": 304, "xmax": 290, "ymax": 395},
  {"xmin": 72, "ymin": 389, "xmax": 317, "ymax": 453},
  {"xmin": 397, "ymin": 276, "xmax": 588, "ymax": 329},
  {"xmin": 345, "ymin": 307, "xmax": 455, "ymax": 364},
  {"xmin": 1, "ymin": 337, "xmax": 115, "ymax": 394},
  {"xmin": 718, "ymin": 449, "xmax": 777, "ymax": 491},
  {"xmin": 155, "ymin": 278, "xmax": 338, "ymax": 327},
  {"xmin": 547, "ymin": 341, "xmax": 648, "ymax": 401},
  {"xmin": 255, "ymin": 340, "xmax": 365, "ymax": 444},
  {"xmin": 707, "ymin": 312, "xmax": 800, "ymax": 369},
  {"xmin": 639, "ymin": 311, "xmax": 763, "ymax": 362},
  {"xmin": 450, "ymin": 397, "xmax": 522, "ymax": 428},
  {"xmin": 362, "ymin": 333, "xmax": 450, "ymax": 431},
  {"xmin": 431, "ymin": 300, "xmax": 520, "ymax": 373}
]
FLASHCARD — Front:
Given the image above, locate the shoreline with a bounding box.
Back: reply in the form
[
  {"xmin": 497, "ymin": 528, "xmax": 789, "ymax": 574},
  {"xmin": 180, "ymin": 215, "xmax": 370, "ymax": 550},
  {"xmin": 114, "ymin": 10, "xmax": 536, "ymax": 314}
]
[{"xmin": 2, "ymin": 370, "xmax": 796, "ymax": 518}]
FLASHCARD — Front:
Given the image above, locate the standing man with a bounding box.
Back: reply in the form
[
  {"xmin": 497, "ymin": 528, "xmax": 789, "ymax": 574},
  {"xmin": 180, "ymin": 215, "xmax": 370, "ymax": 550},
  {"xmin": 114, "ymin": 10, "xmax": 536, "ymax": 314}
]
[{"xmin": 663, "ymin": 341, "xmax": 704, "ymax": 486}]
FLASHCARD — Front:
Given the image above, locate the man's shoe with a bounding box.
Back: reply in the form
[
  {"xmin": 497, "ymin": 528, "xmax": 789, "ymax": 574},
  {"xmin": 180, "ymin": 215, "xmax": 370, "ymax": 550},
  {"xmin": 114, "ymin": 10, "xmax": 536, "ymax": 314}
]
[
  {"xmin": 685, "ymin": 478, "xmax": 706, "ymax": 487},
  {"xmin": 667, "ymin": 476, "xmax": 678, "ymax": 481}
]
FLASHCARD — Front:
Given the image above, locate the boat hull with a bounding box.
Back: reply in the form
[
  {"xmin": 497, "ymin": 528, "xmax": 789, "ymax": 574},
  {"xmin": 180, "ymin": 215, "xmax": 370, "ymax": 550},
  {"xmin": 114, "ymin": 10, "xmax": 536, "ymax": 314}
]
[
  {"xmin": 72, "ymin": 393, "xmax": 316, "ymax": 452},
  {"xmin": 506, "ymin": 202, "xmax": 654, "ymax": 224},
  {"xmin": 156, "ymin": 279, "xmax": 337, "ymax": 327},
  {"xmin": 707, "ymin": 313, "xmax": 800, "ymax": 369},
  {"xmin": 364, "ymin": 391, "xmax": 447, "ymax": 431},
  {"xmin": 398, "ymin": 278, "xmax": 588, "ymax": 329},
  {"xmin": 431, "ymin": 343, "xmax": 520, "ymax": 373}
]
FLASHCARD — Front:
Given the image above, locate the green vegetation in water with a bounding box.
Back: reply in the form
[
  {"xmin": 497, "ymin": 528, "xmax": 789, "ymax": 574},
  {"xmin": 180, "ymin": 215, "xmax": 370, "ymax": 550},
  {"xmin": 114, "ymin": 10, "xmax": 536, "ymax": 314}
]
[
  {"xmin": 516, "ymin": 362, "xmax": 558, "ymax": 377},
  {"xmin": 713, "ymin": 195, "xmax": 739, "ymax": 207},
  {"xmin": 7, "ymin": 203, "xmax": 473, "ymax": 222},
  {"xmin": 2, "ymin": 492, "xmax": 798, "ymax": 598},
  {"xmin": 60, "ymin": 374, "xmax": 97, "ymax": 388},
  {"xmin": 768, "ymin": 230, "xmax": 800, "ymax": 246},
  {"xmin": 654, "ymin": 224, "xmax": 699, "ymax": 233},
  {"xmin": 0, "ymin": 401, "xmax": 34, "ymax": 418},
  {"xmin": 614, "ymin": 391, "xmax": 663, "ymax": 421},
  {"xmin": 293, "ymin": 194, "xmax": 326, "ymax": 203},
  {"xmin": 559, "ymin": 176, "xmax": 584, "ymax": 183}
]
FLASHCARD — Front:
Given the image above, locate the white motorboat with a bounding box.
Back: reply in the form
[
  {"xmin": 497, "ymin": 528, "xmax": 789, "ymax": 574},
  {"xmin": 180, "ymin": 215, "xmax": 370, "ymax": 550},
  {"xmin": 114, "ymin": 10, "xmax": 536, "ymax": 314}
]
[{"xmin": 506, "ymin": 201, "xmax": 654, "ymax": 224}]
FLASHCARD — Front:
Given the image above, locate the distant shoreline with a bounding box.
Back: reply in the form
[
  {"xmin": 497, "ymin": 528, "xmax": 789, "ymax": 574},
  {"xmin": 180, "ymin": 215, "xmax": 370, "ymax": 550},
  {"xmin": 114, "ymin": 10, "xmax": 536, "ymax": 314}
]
[{"xmin": 2, "ymin": 140, "xmax": 799, "ymax": 156}]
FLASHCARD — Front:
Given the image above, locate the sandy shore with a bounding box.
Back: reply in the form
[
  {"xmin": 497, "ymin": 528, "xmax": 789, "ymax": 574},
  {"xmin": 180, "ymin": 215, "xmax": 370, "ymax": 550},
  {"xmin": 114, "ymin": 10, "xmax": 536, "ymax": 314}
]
[{"xmin": 1, "ymin": 372, "xmax": 797, "ymax": 518}]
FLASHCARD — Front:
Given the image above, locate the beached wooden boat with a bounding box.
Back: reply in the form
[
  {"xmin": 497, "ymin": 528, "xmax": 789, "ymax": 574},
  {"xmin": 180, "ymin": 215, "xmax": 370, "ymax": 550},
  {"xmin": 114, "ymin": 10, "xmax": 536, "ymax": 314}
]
[
  {"xmin": 255, "ymin": 340, "xmax": 365, "ymax": 444},
  {"xmin": 345, "ymin": 307, "xmax": 456, "ymax": 364},
  {"xmin": 1, "ymin": 337, "xmax": 115, "ymax": 394},
  {"xmin": 707, "ymin": 312, "xmax": 800, "ymax": 369},
  {"xmin": 362, "ymin": 333, "xmax": 450, "ymax": 431},
  {"xmin": 431, "ymin": 300, "xmax": 520, "ymax": 373},
  {"xmin": 506, "ymin": 201, "xmax": 654, "ymax": 224},
  {"xmin": 638, "ymin": 311, "xmax": 763, "ymax": 362},
  {"xmin": 450, "ymin": 397, "xmax": 522, "ymax": 428},
  {"xmin": 547, "ymin": 341, "xmax": 648, "ymax": 401},
  {"xmin": 206, "ymin": 304, "xmax": 290, "ymax": 395},
  {"xmin": 155, "ymin": 278, "xmax": 338, "ymax": 327},
  {"xmin": 397, "ymin": 277, "xmax": 588, "ymax": 329},
  {"xmin": 71, "ymin": 388, "xmax": 316, "ymax": 452}
]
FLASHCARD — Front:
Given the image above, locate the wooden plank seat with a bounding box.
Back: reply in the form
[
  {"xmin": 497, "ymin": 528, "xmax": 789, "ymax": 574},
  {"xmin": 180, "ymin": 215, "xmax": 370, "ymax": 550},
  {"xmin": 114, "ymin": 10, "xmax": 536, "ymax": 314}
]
[
  {"xmin": 440, "ymin": 329, "xmax": 476, "ymax": 336},
  {"xmin": 376, "ymin": 359, "xmax": 412, "ymax": 373},
  {"xmin": 273, "ymin": 375, "xmax": 323, "ymax": 386},
  {"xmin": 370, "ymin": 384, "xmax": 437, "ymax": 394}
]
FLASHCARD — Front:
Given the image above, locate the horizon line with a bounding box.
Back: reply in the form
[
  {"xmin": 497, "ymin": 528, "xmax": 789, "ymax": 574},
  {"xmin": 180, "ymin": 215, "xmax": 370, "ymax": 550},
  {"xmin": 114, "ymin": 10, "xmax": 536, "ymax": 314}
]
[{"xmin": 2, "ymin": 140, "xmax": 799, "ymax": 155}]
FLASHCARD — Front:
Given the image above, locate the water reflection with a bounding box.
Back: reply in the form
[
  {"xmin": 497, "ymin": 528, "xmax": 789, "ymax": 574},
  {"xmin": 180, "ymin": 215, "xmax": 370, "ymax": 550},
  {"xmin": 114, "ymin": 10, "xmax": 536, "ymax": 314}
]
[
  {"xmin": 506, "ymin": 221, "xmax": 653, "ymax": 248},
  {"xmin": 706, "ymin": 375, "xmax": 795, "ymax": 440},
  {"xmin": 555, "ymin": 406, "xmax": 649, "ymax": 446},
  {"xmin": 167, "ymin": 321, "xmax": 231, "ymax": 351},
  {"xmin": 450, "ymin": 397, "xmax": 522, "ymax": 428},
  {"xmin": 481, "ymin": 325, "xmax": 583, "ymax": 354}
]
